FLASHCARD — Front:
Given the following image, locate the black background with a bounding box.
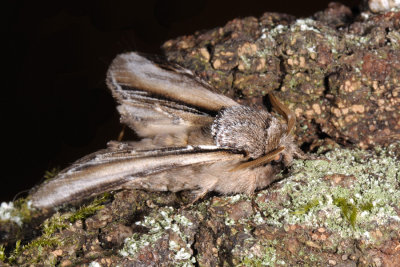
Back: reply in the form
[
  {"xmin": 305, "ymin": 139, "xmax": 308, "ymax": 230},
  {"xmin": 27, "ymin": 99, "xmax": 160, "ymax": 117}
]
[{"xmin": 2, "ymin": 0, "xmax": 361, "ymax": 202}]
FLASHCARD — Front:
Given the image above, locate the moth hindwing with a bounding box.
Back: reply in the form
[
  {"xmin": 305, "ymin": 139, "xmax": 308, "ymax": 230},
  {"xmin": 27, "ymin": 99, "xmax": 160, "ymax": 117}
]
[{"xmin": 31, "ymin": 52, "xmax": 303, "ymax": 209}]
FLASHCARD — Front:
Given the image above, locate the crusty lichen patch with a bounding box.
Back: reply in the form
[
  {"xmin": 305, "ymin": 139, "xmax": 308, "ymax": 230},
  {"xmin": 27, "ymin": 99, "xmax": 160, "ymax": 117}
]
[
  {"xmin": 258, "ymin": 142, "xmax": 400, "ymax": 242},
  {"xmin": 232, "ymin": 239, "xmax": 287, "ymax": 267},
  {"xmin": 214, "ymin": 142, "xmax": 400, "ymax": 265},
  {"xmin": 0, "ymin": 199, "xmax": 33, "ymax": 227},
  {"xmin": 126, "ymin": 143, "xmax": 398, "ymax": 266},
  {"xmin": 163, "ymin": 8, "xmax": 400, "ymax": 149},
  {"xmin": 2, "ymin": 143, "xmax": 399, "ymax": 266},
  {"xmin": 120, "ymin": 206, "xmax": 197, "ymax": 266},
  {"xmin": 0, "ymin": 194, "xmax": 110, "ymax": 265}
]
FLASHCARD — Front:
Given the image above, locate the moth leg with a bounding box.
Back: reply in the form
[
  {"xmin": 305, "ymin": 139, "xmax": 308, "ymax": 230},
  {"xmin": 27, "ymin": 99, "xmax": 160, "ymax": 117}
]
[
  {"xmin": 181, "ymin": 180, "xmax": 218, "ymax": 209},
  {"xmin": 247, "ymin": 175, "xmax": 262, "ymax": 215},
  {"xmin": 182, "ymin": 189, "xmax": 210, "ymax": 209},
  {"xmin": 250, "ymin": 193, "xmax": 263, "ymax": 216},
  {"xmin": 293, "ymin": 147, "xmax": 318, "ymax": 160},
  {"xmin": 293, "ymin": 147, "xmax": 308, "ymax": 159}
]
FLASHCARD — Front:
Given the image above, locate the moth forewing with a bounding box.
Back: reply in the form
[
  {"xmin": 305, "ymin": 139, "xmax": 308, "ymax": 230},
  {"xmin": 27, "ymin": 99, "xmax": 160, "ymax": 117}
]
[
  {"xmin": 107, "ymin": 52, "xmax": 239, "ymax": 112},
  {"xmin": 30, "ymin": 52, "xmax": 301, "ymax": 209},
  {"xmin": 106, "ymin": 52, "xmax": 239, "ymax": 144},
  {"xmin": 31, "ymin": 146, "xmax": 244, "ymax": 208}
]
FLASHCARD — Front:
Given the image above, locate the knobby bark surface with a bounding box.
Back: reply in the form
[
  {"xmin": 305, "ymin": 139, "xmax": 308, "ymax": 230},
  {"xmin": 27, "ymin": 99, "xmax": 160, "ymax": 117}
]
[{"xmin": 1, "ymin": 3, "xmax": 400, "ymax": 266}]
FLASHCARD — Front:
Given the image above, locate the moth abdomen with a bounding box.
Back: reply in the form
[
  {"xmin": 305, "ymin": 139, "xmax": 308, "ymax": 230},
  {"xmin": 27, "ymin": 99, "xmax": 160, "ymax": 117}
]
[{"xmin": 30, "ymin": 52, "xmax": 304, "ymax": 209}]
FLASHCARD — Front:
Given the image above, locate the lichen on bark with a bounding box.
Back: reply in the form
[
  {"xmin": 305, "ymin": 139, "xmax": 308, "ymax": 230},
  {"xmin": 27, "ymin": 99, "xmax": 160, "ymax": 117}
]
[
  {"xmin": 163, "ymin": 5, "xmax": 400, "ymax": 149},
  {"xmin": 1, "ymin": 3, "xmax": 400, "ymax": 267}
]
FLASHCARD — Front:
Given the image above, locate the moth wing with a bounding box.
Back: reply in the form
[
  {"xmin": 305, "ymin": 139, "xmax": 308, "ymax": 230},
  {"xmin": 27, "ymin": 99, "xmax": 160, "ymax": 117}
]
[
  {"xmin": 30, "ymin": 144, "xmax": 243, "ymax": 208},
  {"xmin": 106, "ymin": 52, "xmax": 239, "ymax": 143}
]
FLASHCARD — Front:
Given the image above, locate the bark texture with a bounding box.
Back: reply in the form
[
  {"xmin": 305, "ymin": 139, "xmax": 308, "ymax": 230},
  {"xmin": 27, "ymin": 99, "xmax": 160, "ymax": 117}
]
[{"xmin": 1, "ymin": 3, "xmax": 400, "ymax": 266}]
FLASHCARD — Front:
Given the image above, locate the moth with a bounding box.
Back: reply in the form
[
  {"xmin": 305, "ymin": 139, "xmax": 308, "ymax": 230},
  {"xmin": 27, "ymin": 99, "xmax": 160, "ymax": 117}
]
[{"xmin": 30, "ymin": 52, "xmax": 306, "ymax": 209}]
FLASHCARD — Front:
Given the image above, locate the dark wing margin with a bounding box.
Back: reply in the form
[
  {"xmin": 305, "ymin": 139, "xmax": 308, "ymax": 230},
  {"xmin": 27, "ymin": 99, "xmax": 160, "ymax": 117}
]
[
  {"xmin": 30, "ymin": 145, "xmax": 243, "ymax": 208},
  {"xmin": 106, "ymin": 52, "xmax": 239, "ymax": 138}
]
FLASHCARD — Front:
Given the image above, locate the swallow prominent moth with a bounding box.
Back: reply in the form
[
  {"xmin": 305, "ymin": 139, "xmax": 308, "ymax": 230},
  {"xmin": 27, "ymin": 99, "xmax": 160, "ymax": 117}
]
[{"xmin": 31, "ymin": 52, "xmax": 305, "ymax": 208}]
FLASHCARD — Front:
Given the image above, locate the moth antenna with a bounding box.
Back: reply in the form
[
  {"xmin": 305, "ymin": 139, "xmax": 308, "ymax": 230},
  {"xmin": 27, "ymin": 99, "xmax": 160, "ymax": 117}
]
[
  {"xmin": 268, "ymin": 93, "xmax": 295, "ymax": 135},
  {"xmin": 230, "ymin": 146, "xmax": 285, "ymax": 171}
]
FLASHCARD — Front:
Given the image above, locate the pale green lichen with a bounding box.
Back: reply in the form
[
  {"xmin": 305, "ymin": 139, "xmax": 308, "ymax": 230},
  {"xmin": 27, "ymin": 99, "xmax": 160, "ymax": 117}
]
[
  {"xmin": 269, "ymin": 25, "xmax": 288, "ymax": 37},
  {"xmin": 1, "ymin": 170, "xmax": 106, "ymax": 230},
  {"xmin": 253, "ymin": 211, "xmax": 267, "ymax": 225},
  {"xmin": 0, "ymin": 202, "xmax": 24, "ymax": 226},
  {"xmin": 239, "ymin": 55, "xmax": 252, "ymax": 70},
  {"xmin": 120, "ymin": 207, "xmax": 196, "ymax": 266},
  {"xmin": 225, "ymin": 217, "xmax": 236, "ymax": 226},
  {"xmin": 227, "ymin": 194, "xmax": 243, "ymax": 204},
  {"xmin": 234, "ymin": 240, "xmax": 283, "ymax": 267},
  {"xmin": 0, "ymin": 198, "xmax": 33, "ymax": 227},
  {"xmin": 218, "ymin": 193, "xmax": 250, "ymax": 206},
  {"xmin": 2, "ymin": 194, "xmax": 109, "ymax": 264},
  {"xmin": 291, "ymin": 18, "xmax": 321, "ymax": 33},
  {"xmin": 89, "ymin": 261, "xmax": 102, "ymax": 267},
  {"xmin": 258, "ymin": 143, "xmax": 400, "ymax": 241}
]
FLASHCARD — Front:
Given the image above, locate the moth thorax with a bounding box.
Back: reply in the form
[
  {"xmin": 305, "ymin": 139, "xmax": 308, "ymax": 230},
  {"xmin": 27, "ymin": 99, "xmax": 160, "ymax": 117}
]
[{"xmin": 211, "ymin": 105, "xmax": 283, "ymax": 159}]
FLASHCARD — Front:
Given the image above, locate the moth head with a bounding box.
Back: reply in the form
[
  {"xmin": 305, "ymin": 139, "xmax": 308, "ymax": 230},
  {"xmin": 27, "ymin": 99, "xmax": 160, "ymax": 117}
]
[
  {"xmin": 229, "ymin": 93, "xmax": 299, "ymax": 171},
  {"xmin": 262, "ymin": 93, "xmax": 299, "ymax": 167},
  {"xmin": 274, "ymin": 133, "xmax": 298, "ymax": 167}
]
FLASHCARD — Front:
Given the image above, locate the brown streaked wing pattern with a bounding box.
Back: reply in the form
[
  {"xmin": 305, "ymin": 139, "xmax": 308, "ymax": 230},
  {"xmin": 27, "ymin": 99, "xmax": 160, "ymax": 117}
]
[
  {"xmin": 31, "ymin": 145, "xmax": 243, "ymax": 208},
  {"xmin": 106, "ymin": 52, "xmax": 239, "ymax": 139}
]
